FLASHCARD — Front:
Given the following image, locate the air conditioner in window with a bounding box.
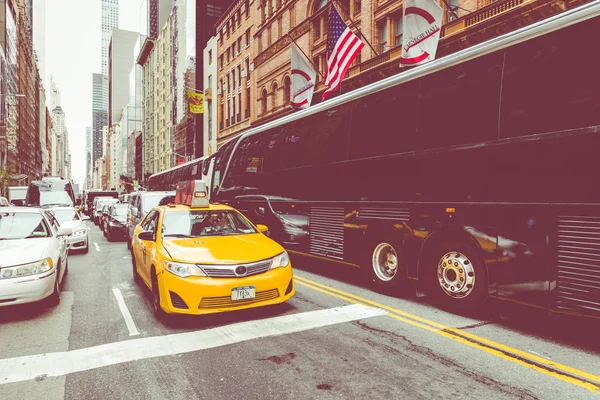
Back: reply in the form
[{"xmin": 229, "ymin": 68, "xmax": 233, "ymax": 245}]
[
  {"xmin": 241, "ymin": 69, "xmax": 247, "ymax": 78},
  {"xmin": 217, "ymin": 87, "xmax": 222, "ymax": 95}
]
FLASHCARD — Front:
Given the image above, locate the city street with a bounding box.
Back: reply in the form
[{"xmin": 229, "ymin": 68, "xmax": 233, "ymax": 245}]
[{"xmin": 0, "ymin": 222, "xmax": 599, "ymax": 400}]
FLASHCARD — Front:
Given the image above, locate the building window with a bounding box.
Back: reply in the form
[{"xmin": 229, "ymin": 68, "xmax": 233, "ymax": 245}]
[
  {"xmin": 237, "ymin": 9, "xmax": 242, "ymax": 26},
  {"xmin": 448, "ymin": 0, "xmax": 459, "ymax": 21},
  {"xmin": 314, "ymin": 19, "xmax": 321, "ymax": 39},
  {"xmin": 237, "ymin": 37, "xmax": 242, "ymax": 53},
  {"xmin": 267, "ymin": 27, "xmax": 272, "ymax": 46},
  {"xmin": 261, "ymin": 88, "xmax": 268, "ymax": 114},
  {"xmin": 313, "ymin": 56, "xmax": 321, "ymax": 75},
  {"xmin": 227, "ymin": 48, "xmax": 231, "ymax": 62},
  {"xmin": 233, "ymin": 70, "xmax": 237, "ymax": 91},
  {"xmin": 245, "ymin": 29, "xmax": 251, "ymax": 46},
  {"xmin": 261, "ymin": 0, "xmax": 268, "ymax": 22},
  {"xmin": 283, "ymin": 76, "xmax": 291, "ymax": 106},
  {"xmin": 394, "ymin": 13, "xmax": 403, "ymax": 47},
  {"xmin": 245, "ymin": 0, "xmax": 250, "ymax": 17},
  {"xmin": 258, "ymin": 35, "xmax": 263, "ymax": 53},
  {"xmin": 271, "ymin": 82, "xmax": 278, "ymax": 109},
  {"xmin": 245, "ymin": 87, "xmax": 251, "ymax": 118},
  {"xmin": 245, "ymin": 58, "xmax": 250, "ymax": 79},
  {"xmin": 317, "ymin": 0, "xmax": 327, "ymax": 9},
  {"xmin": 377, "ymin": 19, "xmax": 388, "ymax": 53},
  {"xmin": 278, "ymin": 17, "xmax": 283, "ymax": 38},
  {"xmin": 353, "ymin": 0, "xmax": 361, "ymax": 15},
  {"xmin": 232, "ymin": 42, "xmax": 236, "ymax": 56},
  {"xmin": 209, "ymin": 50, "xmax": 212, "ymax": 64},
  {"xmin": 227, "ymin": 74, "xmax": 231, "ymax": 92},
  {"xmin": 238, "ymin": 93, "xmax": 242, "ymax": 121}
]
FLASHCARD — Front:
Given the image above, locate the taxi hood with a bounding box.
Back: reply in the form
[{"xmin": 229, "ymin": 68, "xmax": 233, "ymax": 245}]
[{"xmin": 162, "ymin": 233, "xmax": 283, "ymax": 265}]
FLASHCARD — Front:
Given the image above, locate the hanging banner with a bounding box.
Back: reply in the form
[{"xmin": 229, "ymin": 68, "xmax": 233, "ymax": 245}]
[
  {"xmin": 188, "ymin": 89, "xmax": 204, "ymax": 114},
  {"xmin": 400, "ymin": 0, "xmax": 443, "ymax": 67},
  {"xmin": 290, "ymin": 43, "xmax": 317, "ymax": 109}
]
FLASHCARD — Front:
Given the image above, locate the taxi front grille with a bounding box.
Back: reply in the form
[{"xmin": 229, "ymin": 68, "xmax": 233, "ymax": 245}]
[
  {"xmin": 200, "ymin": 259, "xmax": 272, "ymax": 278},
  {"xmin": 198, "ymin": 289, "xmax": 279, "ymax": 309}
]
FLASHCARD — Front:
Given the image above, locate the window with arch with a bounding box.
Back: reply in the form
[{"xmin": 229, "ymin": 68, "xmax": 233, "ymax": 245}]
[
  {"xmin": 283, "ymin": 76, "xmax": 291, "ymax": 106},
  {"xmin": 261, "ymin": 88, "xmax": 268, "ymax": 115},
  {"xmin": 271, "ymin": 82, "xmax": 279, "ymax": 110}
]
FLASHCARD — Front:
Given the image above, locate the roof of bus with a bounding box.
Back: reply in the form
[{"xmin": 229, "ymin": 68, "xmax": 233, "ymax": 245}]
[{"xmin": 148, "ymin": 156, "xmax": 207, "ymax": 179}]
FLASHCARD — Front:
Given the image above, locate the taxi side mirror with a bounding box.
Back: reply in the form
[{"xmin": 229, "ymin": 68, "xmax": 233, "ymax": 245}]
[
  {"xmin": 256, "ymin": 224, "xmax": 269, "ymax": 233},
  {"xmin": 138, "ymin": 231, "xmax": 154, "ymax": 241}
]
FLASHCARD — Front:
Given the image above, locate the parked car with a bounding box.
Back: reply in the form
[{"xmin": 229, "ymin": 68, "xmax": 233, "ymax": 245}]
[
  {"xmin": 104, "ymin": 203, "xmax": 129, "ymax": 241},
  {"xmin": 0, "ymin": 197, "xmax": 9, "ymax": 207},
  {"xmin": 83, "ymin": 190, "xmax": 118, "ymax": 216},
  {"xmin": 93, "ymin": 197, "xmax": 118, "ymax": 225},
  {"xmin": 43, "ymin": 205, "xmax": 90, "ymax": 254},
  {"xmin": 126, "ymin": 191, "xmax": 174, "ymax": 249},
  {"xmin": 25, "ymin": 178, "xmax": 75, "ymax": 207},
  {"xmin": 0, "ymin": 207, "xmax": 71, "ymax": 307}
]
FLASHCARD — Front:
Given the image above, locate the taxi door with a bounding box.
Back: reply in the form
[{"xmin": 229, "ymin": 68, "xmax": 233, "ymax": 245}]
[{"xmin": 136, "ymin": 210, "xmax": 160, "ymax": 285}]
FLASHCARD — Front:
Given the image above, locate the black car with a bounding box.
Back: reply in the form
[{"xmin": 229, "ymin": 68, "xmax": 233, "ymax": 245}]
[{"xmin": 105, "ymin": 203, "xmax": 129, "ymax": 241}]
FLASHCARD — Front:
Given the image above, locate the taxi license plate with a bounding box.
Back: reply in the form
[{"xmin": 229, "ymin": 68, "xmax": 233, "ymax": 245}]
[{"xmin": 231, "ymin": 286, "xmax": 256, "ymax": 301}]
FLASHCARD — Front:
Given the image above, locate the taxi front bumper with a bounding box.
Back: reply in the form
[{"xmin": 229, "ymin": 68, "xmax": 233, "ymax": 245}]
[{"xmin": 157, "ymin": 264, "xmax": 295, "ymax": 315}]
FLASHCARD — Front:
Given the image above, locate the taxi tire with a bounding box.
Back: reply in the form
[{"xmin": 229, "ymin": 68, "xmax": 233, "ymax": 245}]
[
  {"xmin": 131, "ymin": 251, "xmax": 141, "ymax": 285},
  {"xmin": 151, "ymin": 270, "xmax": 169, "ymax": 323}
]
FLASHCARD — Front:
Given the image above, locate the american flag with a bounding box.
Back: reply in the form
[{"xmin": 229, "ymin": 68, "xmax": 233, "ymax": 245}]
[{"xmin": 322, "ymin": 4, "xmax": 364, "ymax": 100}]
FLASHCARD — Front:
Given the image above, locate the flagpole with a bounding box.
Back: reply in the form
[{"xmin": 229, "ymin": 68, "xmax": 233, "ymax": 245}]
[
  {"xmin": 286, "ymin": 34, "xmax": 325, "ymax": 80},
  {"xmin": 330, "ymin": 0, "xmax": 379, "ymax": 56}
]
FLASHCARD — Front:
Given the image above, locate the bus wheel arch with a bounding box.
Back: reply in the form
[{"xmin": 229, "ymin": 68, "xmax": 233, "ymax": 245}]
[{"xmin": 418, "ymin": 228, "xmax": 490, "ymax": 314}]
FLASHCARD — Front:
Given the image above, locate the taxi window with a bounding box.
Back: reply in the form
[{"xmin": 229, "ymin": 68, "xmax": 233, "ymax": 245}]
[
  {"xmin": 162, "ymin": 210, "xmax": 256, "ymax": 238},
  {"xmin": 141, "ymin": 210, "xmax": 159, "ymax": 233}
]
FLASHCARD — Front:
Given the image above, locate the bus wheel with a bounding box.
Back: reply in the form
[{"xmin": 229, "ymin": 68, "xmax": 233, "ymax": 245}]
[
  {"xmin": 429, "ymin": 241, "xmax": 487, "ymax": 314},
  {"xmin": 368, "ymin": 240, "xmax": 404, "ymax": 293}
]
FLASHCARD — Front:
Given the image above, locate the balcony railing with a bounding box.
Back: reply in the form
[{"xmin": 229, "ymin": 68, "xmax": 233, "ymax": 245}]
[{"xmin": 442, "ymin": 0, "xmax": 534, "ymax": 38}]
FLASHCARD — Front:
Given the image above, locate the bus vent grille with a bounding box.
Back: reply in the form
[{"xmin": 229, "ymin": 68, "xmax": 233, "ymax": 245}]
[
  {"xmin": 310, "ymin": 207, "xmax": 344, "ymax": 260},
  {"xmin": 556, "ymin": 215, "xmax": 600, "ymax": 314},
  {"xmin": 358, "ymin": 208, "xmax": 410, "ymax": 221}
]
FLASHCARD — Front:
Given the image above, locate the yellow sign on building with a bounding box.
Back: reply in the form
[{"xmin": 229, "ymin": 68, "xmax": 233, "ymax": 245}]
[{"xmin": 187, "ymin": 89, "xmax": 204, "ymax": 114}]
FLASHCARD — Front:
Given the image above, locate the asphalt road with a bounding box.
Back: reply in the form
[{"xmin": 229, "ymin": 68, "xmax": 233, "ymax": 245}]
[{"xmin": 1, "ymin": 221, "xmax": 599, "ymax": 399}]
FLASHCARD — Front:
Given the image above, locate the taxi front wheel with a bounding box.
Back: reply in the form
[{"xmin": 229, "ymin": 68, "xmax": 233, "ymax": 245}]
[{"xmin": 151, "ymin": 270, "xmax": 169, "ymax": 322}]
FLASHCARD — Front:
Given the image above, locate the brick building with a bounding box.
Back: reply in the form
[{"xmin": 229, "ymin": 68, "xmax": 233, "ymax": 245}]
[
  {"xmin": 243, "ymin": 0, "xmax": 574, "ymax": 135},
  {"xmin": 215, "ymin": 0, "xmax": 255, "ymax": 148}
]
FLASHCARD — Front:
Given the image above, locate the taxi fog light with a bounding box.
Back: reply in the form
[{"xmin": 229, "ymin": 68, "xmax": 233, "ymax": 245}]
[
  {"xmin": 72, "ymin": 229, "xmax": 87, "ymax": 237},
  {"xmin": 270, "ymin": 251, "xmax": 290, "ymax": 270},
  {"xmin": 164, "ymin": 261, "xmax": 207, "ymax": 278},
  {"xmin": 0, "ymin": 258, "xmax": 54, "ymax": 280}
]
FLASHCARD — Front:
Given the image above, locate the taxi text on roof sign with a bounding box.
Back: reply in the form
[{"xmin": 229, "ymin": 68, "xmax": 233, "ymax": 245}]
[{"xmin": 175, "ymin": 180, "xmax": 209, "ymax": 208}]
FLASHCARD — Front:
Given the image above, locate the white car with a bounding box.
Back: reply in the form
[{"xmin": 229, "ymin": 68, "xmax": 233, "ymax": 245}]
[
  {"xmin": 0, "ymin": 207, "xmax": 71, "ymax": 307},
  {"xmin": 43, "ymin": 206, "xmax": 90, "ymax": 254}
]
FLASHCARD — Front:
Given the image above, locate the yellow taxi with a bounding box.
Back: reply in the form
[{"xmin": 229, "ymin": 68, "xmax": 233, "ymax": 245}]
[{"xmin": 130, "ymin": 180, "xmax": 294, "ymax": 320}]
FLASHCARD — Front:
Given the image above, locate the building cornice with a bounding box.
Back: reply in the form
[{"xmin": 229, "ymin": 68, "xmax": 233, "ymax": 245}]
[{"xmin": 136, "ymin": 37, "xmax": 155, "ymax": 66}]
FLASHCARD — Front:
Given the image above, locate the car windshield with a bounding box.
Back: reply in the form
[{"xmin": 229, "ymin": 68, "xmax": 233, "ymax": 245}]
[
  {"xmin": 162, "ymin": 210, "xmax": 257, "ymax": 238},
  {"xmin": 0, "ymin": 212, "xmax": 50, "ymax": 240},
  {"xmin": 144, "ymin": 194, "xmax": 170, "ymax": 211},
  {"xmin": 113, "ymin": 206, "xmax": 128, "ymax": 216},
  {"xmin": 39, "ymin": 191, "xmax": 74, "ymax": 207},
  {"xmin": 49, "ymin": 209, "xmax": 80, "ymax": 222}
]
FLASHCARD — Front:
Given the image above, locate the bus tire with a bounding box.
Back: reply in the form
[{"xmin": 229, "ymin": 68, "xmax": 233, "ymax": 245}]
[
  {"xmin": 428, "ymin": 241, "xmax": 488, "ymax": 314},
  {"xmin": 366, "ymin": 238, "xmax": 405, "ymax": 293}
]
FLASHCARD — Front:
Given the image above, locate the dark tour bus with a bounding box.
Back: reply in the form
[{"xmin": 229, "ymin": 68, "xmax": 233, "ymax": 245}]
[
  {"xmin": 208, "ymin": 2, "xmax": 600, "ymax": 319},
  {"xmin": 147, "ymin": 156, "xmax": 211, "ymax": 191}
]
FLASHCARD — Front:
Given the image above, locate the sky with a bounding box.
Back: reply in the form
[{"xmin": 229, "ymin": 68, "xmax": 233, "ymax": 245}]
[{"xmin": 42, "ymin": 0, "xmax": 141, "ymax": 184}]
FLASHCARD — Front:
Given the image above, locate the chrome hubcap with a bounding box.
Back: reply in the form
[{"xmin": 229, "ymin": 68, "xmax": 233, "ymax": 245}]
[
  {"xmin": 372, "ymin": 243, "xmax": 398, "ymax": 282},
  {"xmin": 437, "ymin": 252, "xmax": 475, "ymax": 299}
]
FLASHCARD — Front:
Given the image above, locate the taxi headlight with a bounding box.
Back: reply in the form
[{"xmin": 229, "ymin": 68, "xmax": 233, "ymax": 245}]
[
  {"xmin": 163, "ymin": 261, "xmax": 207, "ymax": 278},
  {"xmin": 0, "ymin": 258, "xmax": 54, "ymax": 280},
  {"xmin": 270, "ymin": 251, "xmax": 290, "ymax": 270},
  {"xmin": 72, "ymin": 229, "xmax": 87, "ymax": 237}
]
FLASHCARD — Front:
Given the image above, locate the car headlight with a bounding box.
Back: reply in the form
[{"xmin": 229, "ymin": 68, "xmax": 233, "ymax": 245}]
[
  {"xmin": 72, "ymin": 229, "xmax": 87, "ymax": 237},
  {"xmin": 0, "ymin": 258, "xmax": 54, "ymax": 280},
  {"xmin": 163, "ymin": 261, "xmax": 207, "ymax": 278},
  {"xmin": 270, "ymin": 251, "xmax": 290, "ymax": 270}
]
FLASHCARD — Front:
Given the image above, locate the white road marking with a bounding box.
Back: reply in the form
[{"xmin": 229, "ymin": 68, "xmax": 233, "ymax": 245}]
[
  {"xmin": 111, "ymin": 288, "xmax": 140, "ymax": 337},
  {"xmin": 0, "ymin": 304, "xmax": 386, "ymax": 385},
  {"xmin": 94, "ymin": 243, "xmax": 100, "ymax": 252}
]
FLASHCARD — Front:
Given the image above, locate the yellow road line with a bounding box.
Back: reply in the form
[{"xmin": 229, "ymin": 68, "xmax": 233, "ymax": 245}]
[{"xmin": 294, "ymin": 275, "xmax": 600, "ymax": 394}]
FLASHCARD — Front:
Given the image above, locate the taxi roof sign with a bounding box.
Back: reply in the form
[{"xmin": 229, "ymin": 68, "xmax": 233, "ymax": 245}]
[{"xmin": 175, "ymin": 180, "xmax": 209, "ymax": 208}]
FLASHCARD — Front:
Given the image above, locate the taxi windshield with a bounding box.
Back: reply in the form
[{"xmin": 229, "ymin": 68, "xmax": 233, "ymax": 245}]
[{"xmin": 162, "ymin": 210, "xmax": 257, "ymax": 238}]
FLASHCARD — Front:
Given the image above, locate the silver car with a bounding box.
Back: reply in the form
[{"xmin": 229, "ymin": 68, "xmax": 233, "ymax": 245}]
[
  {"xmin": 43, "ymin": 206, "xmax": 90, "ymax": 254},
  {"xmin": 0, "ymin": 207, "xmax": 71, "ymax": 307}
]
